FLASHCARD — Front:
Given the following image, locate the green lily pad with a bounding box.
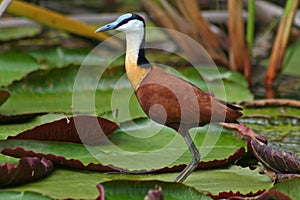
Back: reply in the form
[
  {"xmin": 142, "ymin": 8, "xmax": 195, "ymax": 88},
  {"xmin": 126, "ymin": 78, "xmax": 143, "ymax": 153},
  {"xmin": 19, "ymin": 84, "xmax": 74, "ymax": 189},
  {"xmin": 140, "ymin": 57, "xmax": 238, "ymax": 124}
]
[
  {"xmin": 0, "ymin": 119, "xmax": 246, "ymax": 172},
  {"xmin": 271, "ymin": 177, "xmax": 300, "ymax": 199},
  {"xmin": 0, "ymin": 166, "xmax": 272, "ymax": 199},
  {"xmin": 28, "ymin": 47, "xmax": 108, "ymax": 68},
  {"xmin": 0, "ymin": 26, "xmax": 41, "ymax": 42},
  {"xmin": 99, "ymin": 180, "xmax": 208, "ymax": 200},
  {"xmin": 0, "ymin": 51, "xmax": 41, "ymax": 87},
  {"xmin": 0, "ymin": 191, "xmax": 51, "ymax": 200},
  {"xmin": 0, "ymin": 62, "xmax": 252, "ymax": 118},
  {"xmin": 242, "ymin": 106, "xmax": 300, "ymax": 118}
]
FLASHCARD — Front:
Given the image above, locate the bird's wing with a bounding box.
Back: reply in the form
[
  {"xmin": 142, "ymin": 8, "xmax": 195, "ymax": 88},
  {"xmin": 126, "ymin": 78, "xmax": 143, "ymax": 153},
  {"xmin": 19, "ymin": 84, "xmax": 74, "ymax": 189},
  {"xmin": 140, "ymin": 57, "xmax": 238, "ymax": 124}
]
[{"xmin": 136, "ymin": 66, "xmax": 242, "ymax": 125}]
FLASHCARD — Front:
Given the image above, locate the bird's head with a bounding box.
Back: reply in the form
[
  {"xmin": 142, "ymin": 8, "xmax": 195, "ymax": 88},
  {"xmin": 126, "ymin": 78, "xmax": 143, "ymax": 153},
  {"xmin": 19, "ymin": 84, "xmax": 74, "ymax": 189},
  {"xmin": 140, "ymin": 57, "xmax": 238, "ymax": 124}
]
[{"xmin": 95, "ymin": 13, "xmax": 145, "ymax": 33}]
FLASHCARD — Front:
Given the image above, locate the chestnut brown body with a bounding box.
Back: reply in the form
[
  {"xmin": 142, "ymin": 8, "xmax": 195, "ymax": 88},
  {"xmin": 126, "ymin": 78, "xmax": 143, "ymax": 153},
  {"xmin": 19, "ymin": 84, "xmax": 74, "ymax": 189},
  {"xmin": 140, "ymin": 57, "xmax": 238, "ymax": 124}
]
[{"xmin": 136, "ymin": 67, "xmax": 242, "ymax": 131}]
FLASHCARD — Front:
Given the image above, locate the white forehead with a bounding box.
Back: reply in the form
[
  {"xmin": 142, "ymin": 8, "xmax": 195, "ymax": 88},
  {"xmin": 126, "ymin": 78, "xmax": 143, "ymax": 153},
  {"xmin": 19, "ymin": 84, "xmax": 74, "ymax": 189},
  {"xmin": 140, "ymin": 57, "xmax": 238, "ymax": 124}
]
[
  {"xmin": 116, "ymin": 19, "xmax": 144, "ymax": 31},
  {"xmin": 116, "ymin": 13, "xmax": 133, "ymax": 23}
]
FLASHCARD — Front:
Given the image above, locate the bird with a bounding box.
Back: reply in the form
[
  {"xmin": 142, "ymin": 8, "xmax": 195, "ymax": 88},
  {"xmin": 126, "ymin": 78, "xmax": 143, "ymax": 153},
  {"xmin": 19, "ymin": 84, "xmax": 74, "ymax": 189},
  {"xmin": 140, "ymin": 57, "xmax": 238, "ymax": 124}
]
[{"xmin": 95, "ymin": 13, "xmax": 243, "ymax": 183}]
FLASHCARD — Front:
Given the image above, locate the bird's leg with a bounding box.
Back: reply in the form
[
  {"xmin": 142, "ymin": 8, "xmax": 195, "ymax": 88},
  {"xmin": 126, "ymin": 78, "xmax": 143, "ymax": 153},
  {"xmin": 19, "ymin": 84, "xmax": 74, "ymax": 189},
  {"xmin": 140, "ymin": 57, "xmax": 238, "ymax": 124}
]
[{"xmin": 174, "ymin": 130, "xmax": 201, "ymax": 183}]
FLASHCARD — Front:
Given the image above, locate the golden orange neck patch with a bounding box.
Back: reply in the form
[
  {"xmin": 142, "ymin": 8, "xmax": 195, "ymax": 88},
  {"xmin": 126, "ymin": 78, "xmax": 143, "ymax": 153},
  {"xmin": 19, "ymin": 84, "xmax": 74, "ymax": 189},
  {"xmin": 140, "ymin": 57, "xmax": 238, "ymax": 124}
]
[{"xmin": 125, "ymin": 53, "xmax": 151, "ymax": 91}]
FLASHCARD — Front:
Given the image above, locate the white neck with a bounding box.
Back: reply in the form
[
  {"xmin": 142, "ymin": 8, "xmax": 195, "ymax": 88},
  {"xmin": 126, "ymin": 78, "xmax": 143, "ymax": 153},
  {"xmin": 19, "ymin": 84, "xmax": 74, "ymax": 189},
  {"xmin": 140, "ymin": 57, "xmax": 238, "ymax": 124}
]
[
  {"xmin": 123, "ymin": 29, "xmax": 151, "ymax": 91},
  {"xmin": 124, "ymin": 29, "xmax": 144, "ymax": 66}
]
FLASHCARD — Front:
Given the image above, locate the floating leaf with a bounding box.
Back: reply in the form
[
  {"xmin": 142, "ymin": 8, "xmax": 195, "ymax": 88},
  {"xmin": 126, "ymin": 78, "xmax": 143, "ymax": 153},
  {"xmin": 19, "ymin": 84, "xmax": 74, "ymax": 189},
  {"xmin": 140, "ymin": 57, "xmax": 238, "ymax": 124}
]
[
  {"xmin": 8, "ymin": 115, "xmax": 118, "ymax": 145},
  {"xmin": 0, "ymin": 157, "xmax": 53, "ymax": 187},
  {"xmin": 0, "ymin": 63, "xmax": 252, "ymax": 117},
  {"xmin": 0, "ymin": 51, "xmax": 41, "ymax": 87},
  {"xmin": 0, "ymin": 191, "xmax": 51, "ymax": 200},
  {"xmin": 0, "ymin": 65, "xmax": 136, "ymax": 117},
  {"xmin": 1, "ymin": 119, "xmax": 246, "ymax": 172},
  {"xmin": 0, "ymin": 26, "xmax": 41, "ymax": 41},
  {"xmin": 0, "ymin": 167, "xmax": 272, "ymax": 199},
  {"xmin": 0, "ymin": 113, "xmax": 45, "ymax": 124},
  {"xmin": 0, "ymin": 114, "xmax": 66, "ymax": 140},
  {"xmin": 271, "ymin": 177, "xmax": 300, "ymax": 199},
  {"xmin": 28, "ymin": 47, "xmax": 107, "ymax": 68},
  {"xmin": 250, "ymin": 138, "xmax": 300, "ymax": 174},
  {"xmin": 98, "ymin": 180, "xmax": 207, "ymax": 200}
]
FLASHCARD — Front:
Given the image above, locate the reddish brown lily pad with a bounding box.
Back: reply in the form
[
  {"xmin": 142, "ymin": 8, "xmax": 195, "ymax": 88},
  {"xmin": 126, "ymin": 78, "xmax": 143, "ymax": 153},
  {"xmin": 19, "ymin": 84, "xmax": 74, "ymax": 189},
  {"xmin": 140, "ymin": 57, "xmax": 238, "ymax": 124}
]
[
  {"xmin": 251, "ymin": 138, "xmax": 300, "ymax": 174},
  {"xmin": 209, "ymin": 189, "xmax": 291, "ymax": 200},
  {"xmin": 0, "ymin": 157, "xmax": 53, "ymax": 187},
  {"xmin": 0, "ymin": 90, "xmax": 10, "ymax": 106},
  {"xmin": 0, "ymin": 113, "xmax": 45, "ymax": 124},
  {"xmin": 8, "ymin": 115, "xmax": 119, "ymax": 145},
  {"xmin": 1, "ymin": 145, "xmax": 246, "ymax": 174},
  {"xmin": 1, "ymin": 146, "xmax": 123, "ymax": 173},
  {"xmin": 209, "ymin": 190, "xmax": 264, "ymax": 199}
]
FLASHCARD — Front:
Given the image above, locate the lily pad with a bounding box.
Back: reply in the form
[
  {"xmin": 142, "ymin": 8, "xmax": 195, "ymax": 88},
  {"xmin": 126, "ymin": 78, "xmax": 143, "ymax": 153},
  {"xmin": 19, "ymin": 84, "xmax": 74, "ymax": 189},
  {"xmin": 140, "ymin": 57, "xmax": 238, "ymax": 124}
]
[
  {"xmin": 99, "ymin": 180, "xmax": 208, "ymax": 200},
  {"xmin": 28, "ymin": 47, "xmax": 107, "ymax": 68},
  {"xmin": 0, "ymin": 113, "xmax": 45, "ymax": 124},
  {"xmin": 0, "ymin": 26, "xmax": 41, "ymax": 41},
  {"xmin": 271, "ymin": 177, "xmax": 300, "ymax": 199},
  {"xmin": 0, "ymin": 191, "xmax": 51, "ymax": 200},
  {"xmin": 251, "ymin": 138, "xmax": 300, "ymax": 174},
  {"xmin": 1, "ymin": 119, "xmax": 246, "ymax": 172},
  {"xmin": 0, "ymin": 114, "xmax": 66, "ymax": 140},
  {"xmin": 0, "ymin": 51, "xmax": 41, "ymax": 87},
  {"xmin": 7, "ymin": 115, "xmax": 118, "ymax": 145},
  {"xmin": 0, "ymin": 63, "xmax": 252, "ymax": 120},
  {"xmin": 0, "ymin": 166, "xmax": 272, "ymax": 199},
  {"xmin": 0, "ymin": 157, "xmax": 53, "ymax": 187}
]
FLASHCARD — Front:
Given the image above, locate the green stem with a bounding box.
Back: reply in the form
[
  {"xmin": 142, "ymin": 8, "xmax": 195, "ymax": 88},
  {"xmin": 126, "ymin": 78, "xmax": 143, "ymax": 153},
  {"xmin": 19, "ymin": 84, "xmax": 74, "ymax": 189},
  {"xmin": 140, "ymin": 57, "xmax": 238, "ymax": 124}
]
[
  {"xmin": 284, "ymin": 0, "xmax": 294, "ymax": 16},
  {"xmin": 246, "ymin": 0, "xmax": 255, "ymax": 59}
]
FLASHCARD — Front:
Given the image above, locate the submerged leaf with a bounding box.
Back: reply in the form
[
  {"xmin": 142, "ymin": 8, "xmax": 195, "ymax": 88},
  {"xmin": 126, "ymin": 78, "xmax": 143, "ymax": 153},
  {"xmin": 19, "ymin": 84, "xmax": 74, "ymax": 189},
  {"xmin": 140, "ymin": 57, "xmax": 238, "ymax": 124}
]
[
  {"xmin": 221, "ymin": 123, "xmax": 267, "ymax": 144},
  {"xmin": 251, "ymin": 138, "xmax": 300, "ymax": 174},
  {"xmin": 0, "ymin": 157, "xmax": 53, "ymax": 187}
]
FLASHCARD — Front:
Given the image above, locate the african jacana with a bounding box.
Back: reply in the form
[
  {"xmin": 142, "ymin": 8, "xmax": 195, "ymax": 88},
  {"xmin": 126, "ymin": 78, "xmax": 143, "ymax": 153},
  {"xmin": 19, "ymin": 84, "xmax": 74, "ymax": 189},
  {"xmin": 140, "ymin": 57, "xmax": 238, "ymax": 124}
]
[{"xmin": 96, "ymin": 13, "xmax": 242, "ymax": 183}]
